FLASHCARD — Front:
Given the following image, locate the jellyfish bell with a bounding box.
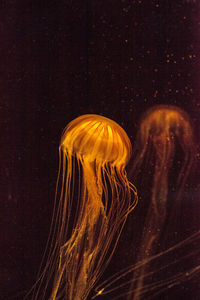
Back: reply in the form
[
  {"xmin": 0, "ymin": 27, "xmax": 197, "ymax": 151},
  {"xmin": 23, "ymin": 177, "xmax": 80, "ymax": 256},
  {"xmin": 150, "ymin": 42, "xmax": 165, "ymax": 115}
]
[
  {"xmin": 28, "ymin": 114, "xmax": 137, "ymax": 300},
  {"xmin": 139, "ymin": 105, "xmax": 193, "ymax": 146},
  {"xmin": 61, "ymin": 114, "xmax": 132, "ymax": 166},
  {"xmin": 132, "ymin": 105, "xmax": 195, "ymax": 183}
]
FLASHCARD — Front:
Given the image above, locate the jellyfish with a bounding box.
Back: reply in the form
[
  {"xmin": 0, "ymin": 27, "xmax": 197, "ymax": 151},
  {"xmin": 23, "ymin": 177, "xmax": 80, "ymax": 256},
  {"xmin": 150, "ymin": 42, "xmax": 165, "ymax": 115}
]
[
  {"xmin": 128, "ymin": 105, "xmax": 195, "ymax": 300},
  {"xmin": 29, "ymin": 114, "xmax": 138, "ymax": 300}
]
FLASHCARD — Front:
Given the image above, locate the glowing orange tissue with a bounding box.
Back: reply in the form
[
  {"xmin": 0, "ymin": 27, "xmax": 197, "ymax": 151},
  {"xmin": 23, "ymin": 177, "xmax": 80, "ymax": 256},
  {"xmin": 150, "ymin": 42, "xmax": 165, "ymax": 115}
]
[
  {"xmin": 129, "ymin": 105, "xmax": 195, "ymax": 300},
  {"xmin": 29, "ymin": 114, "xmax": 138, "ymax": 300}
]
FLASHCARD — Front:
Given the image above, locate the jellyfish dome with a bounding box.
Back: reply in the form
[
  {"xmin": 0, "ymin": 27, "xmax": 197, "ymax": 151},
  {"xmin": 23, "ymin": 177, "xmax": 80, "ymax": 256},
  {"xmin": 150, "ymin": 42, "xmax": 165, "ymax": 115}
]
[
  {"xmin": 61, "ymin": 114, "xmax": 132, "ymax": 166},
  {"xmin": 139, "ymin": 105, "xmax": 193, "ymax": 148}
]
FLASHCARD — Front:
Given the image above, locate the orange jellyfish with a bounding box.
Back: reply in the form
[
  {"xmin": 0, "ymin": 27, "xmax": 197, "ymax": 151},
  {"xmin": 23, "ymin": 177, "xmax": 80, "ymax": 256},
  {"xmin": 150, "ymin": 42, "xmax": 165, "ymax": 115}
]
[
  {"xmin": 128, "ymin": 105, "xmax": 195, "ymax": 300},
  {"xmin": 29, "ymin": 114, "xmax": 138, "ymax": 300}
]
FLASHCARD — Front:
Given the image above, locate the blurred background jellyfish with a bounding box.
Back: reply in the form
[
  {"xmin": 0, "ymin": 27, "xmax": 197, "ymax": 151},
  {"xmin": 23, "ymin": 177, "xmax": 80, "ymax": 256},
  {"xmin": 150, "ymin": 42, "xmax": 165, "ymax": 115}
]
[
  {"xmin": 30, "ymin": 114, "xmax": 138, "ymax": 300},
  {"xmin": 128, "ymin": 105, "xmax": 196, "ymax": 300}
]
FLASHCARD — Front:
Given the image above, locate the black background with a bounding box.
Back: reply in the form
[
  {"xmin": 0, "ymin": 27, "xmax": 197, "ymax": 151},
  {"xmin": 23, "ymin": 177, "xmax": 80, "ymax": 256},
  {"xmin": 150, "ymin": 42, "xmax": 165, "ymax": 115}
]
[{"xmin": 1, "ymin": 0, "xmax": 200, "ymax": 299}]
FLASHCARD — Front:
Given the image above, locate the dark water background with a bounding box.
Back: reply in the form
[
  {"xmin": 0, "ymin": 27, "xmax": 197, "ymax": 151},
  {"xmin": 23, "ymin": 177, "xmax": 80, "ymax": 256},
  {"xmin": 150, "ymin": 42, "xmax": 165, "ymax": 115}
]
[{"xmin": 1, "ymin": 0, "xmax": 200, "ymax": 299}]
